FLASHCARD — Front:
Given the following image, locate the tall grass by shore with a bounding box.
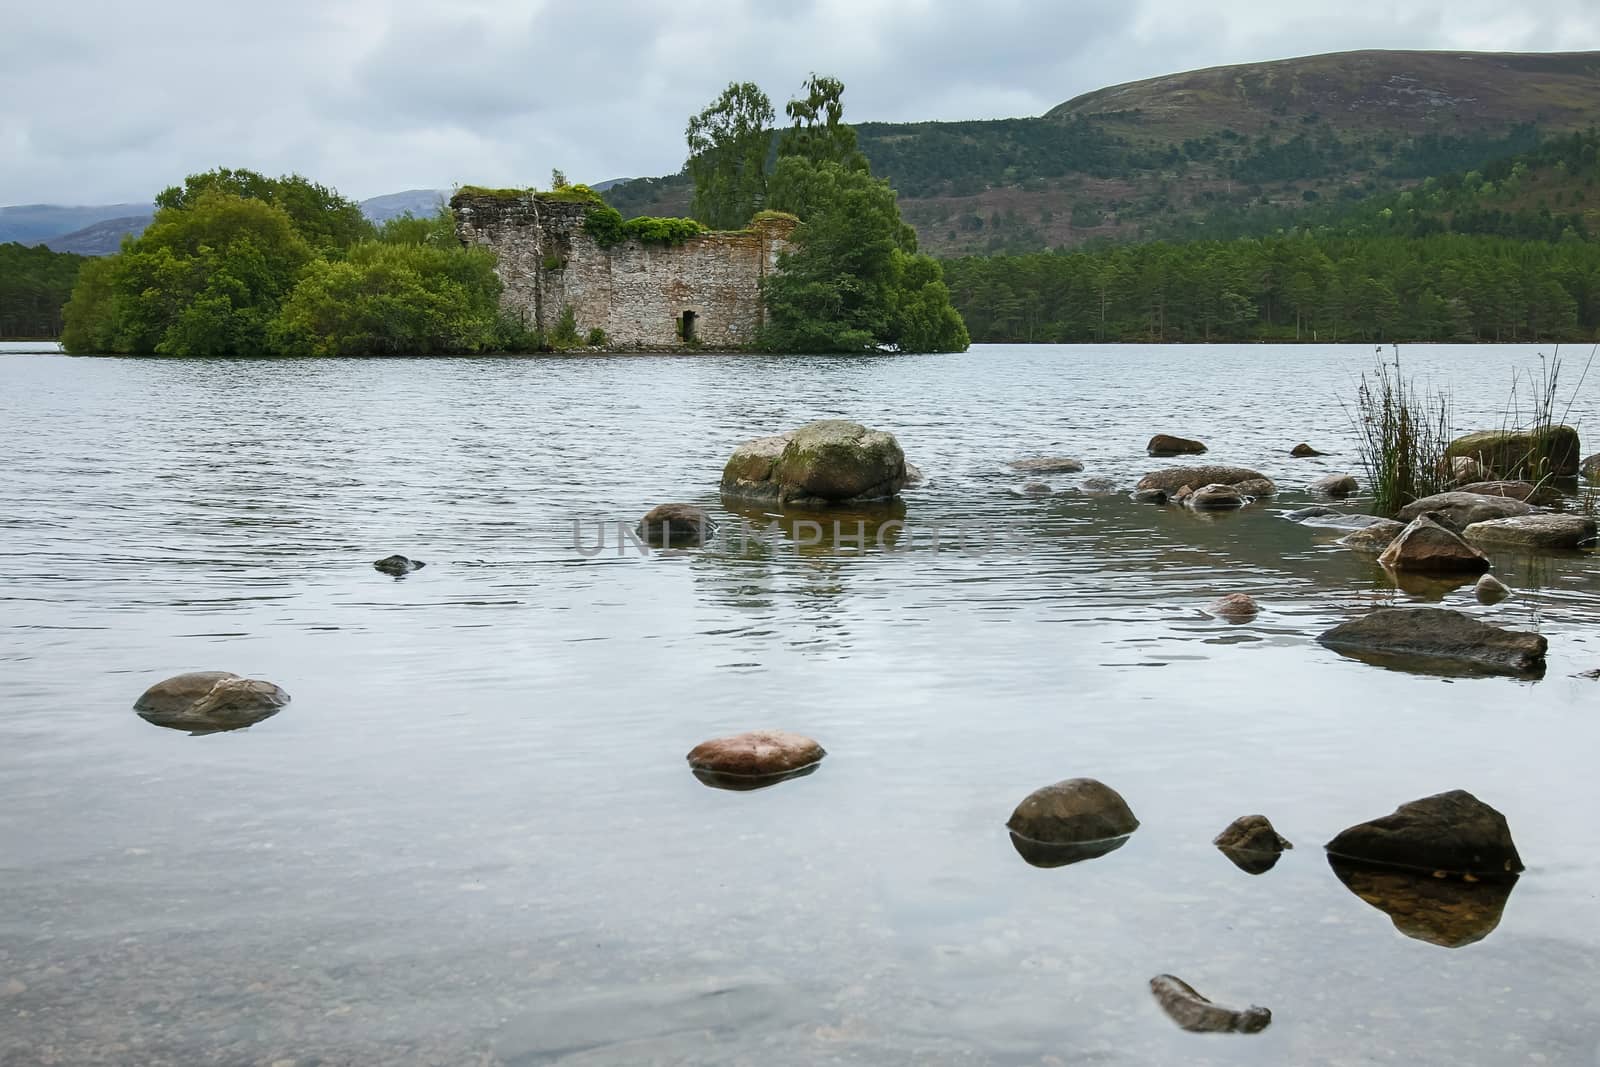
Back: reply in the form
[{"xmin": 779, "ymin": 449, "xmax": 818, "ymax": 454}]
[{"xmin": 1351, "ymin": 349, "xmax": 1451, "ymax": 517}]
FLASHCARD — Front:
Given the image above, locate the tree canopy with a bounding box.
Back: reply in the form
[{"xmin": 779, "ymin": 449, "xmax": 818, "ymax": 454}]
[
  {"xmin": 62, "ymin": 172, "xmax": 522, "ymax": 356},
  {"xmin": 685, "ymin": 82, "xmax": 775, "ymax": 230}
]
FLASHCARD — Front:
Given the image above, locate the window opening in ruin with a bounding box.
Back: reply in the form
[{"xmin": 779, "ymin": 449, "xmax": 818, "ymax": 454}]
[{"xmin": 680, "ymin": 310, "xmax": 697, "ymax": 342}]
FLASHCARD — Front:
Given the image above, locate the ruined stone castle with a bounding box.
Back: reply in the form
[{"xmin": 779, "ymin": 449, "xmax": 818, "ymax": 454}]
[{"xmin": 452, "ymin": 191, "xmax": 796, "ymax": 349}]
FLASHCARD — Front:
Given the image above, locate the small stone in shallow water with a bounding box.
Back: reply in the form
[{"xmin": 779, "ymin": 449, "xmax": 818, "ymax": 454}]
[
  {"xmin": 1214, "ymin": 814, "xmax": 1292, "ymax": 854},
  {"xmin": 1310, "ymin": 473, "xmax": 1359, "ymax": 497},
  {"xmin": 1007, "ymin": 456, "xmax": 1083, "ymax": 474},
  {"xmin": 1147, "ymin": 434, "xmax": 1207, "ymax": 456},
  {"xmin": 1149, "ymin": 975, "xmax": 1271, "ymax": 1033},
  {"xmin": 1206, "ymin": 593, "xmax": 1259, "ymax": 622},
  {"xmin": 373, "ymin": 554, "xmax": 425, "ymax": 576},
  {"xmin": 1007, "ymin": 778, "xmax": 1138, "ymax": 850},
  {"xmin": 134, "ymin": 672, "xmax": 290, "ymax": 734},
  {"xmin": 1020, "ymin": 482, "xmax": 1052, "ymax": 496},
  {"xmin": 1289, "ymin": 443, "xmax": 1325, "ymax": 457},
  {"xmin": 636, "ymin": 503, "xmax": 715, "ymax": 547},
  {"xmin": 1187, "ymin": 483, "xmax": 1246, "ymax": 510},
  {"xmin": 1475, "ymin": 573, "xmax": 1511, "ymax": 604},
  {"xmin": 686, "ymin": 730, "xmax": 825, "ymax": 790},
  {"xmin": 1377, "ymin": 516, "xmax": 1490, "ymax": 574}
]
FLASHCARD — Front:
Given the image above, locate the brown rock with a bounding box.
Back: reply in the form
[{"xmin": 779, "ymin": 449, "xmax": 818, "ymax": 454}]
[
  {"xmin": 1289, "ymin": 443, "xmax": 1325, "ymax": 457},
  {"xmin": 1338, "ymin": 519, "xmax": 1405, "ymax": 552},
  {"xmin": 1188, "ymin": 483, "xmax": 1247, "ymax": 510},
  {"xmin": 1207, "ymin": 593, "xmax": 1259, "ymax": 621},
  {"xmin": 1150, "ymin": 975, "xmax": 1271, "ymax": 1034},
  {"xmin": 1446, "ymin": 455, "xmax": 1490, "ymax": 484},
  {"xmin": 1007, "ymin": 778, "xmax": 1139, "ymax": 848},
  {"xmin": 1021, "ymin": 482, "xmax": 1052, "ymax": 496},
  {"xmin": 1582, "ymin": 453, "xmax": 1600, "ymax": 481},
  {"xmin": 686, "ymin": 730, "xmax": 825, "ymax": 785},
  {"xmin": 1396, "ymin": 492, "xmax": 1532, "ymax": 532},
  {"xmin": 1377, "ymin": 516, "xmax": 1490, "ymax": 573},
  {"xmin": 1325, "ymin": 789, "xmax": 1523, "ymax": 878},
  {"xmin": 1008, "ymin": 456, "xmax": 1083, "ymax": 474},
  {"xmin": 1310, "ymin": 473, "xmax": 1359, "ymax": 497},
  {"xmin": 1463, "ymin": 513, "xmax": 1598, "ymax": 551},
  {"xmin": 1214, "ymin": 814, "xmax": 1293, "ymax": 854},
  {"xmin": 1474, "ymin": 574, "xmax": 1511, "ymax": 604},
  {"xmin": 1316, "ymin": 607, "xmax": 1546, "ymax": 676},
  {"xmin": 1135, "ymin": 466, "xmax": 1274, "ymax": 497},
  {"xmin": 637, "ymin": 503, "xmax": 715, "ymax": 546},
  {"xmin": 1456, "ymin": 480, "xmax": 1563, "ymax": 506},
  {"xmin": 134, "ymin": 672, "xmax": 290, "ymax": 735},
  {"xmin": 373, "ymin": 554, "xmax": 425, "ymax": 576},
  {"xmin": 1147, "ymin": 434, "xmax": 1207, "ymax": 456}
]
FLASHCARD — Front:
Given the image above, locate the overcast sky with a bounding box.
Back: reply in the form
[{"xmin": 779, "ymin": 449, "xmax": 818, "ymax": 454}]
[{"xmin": 4, "ymin": 0, "xmax": 1600, "ymax": 206}]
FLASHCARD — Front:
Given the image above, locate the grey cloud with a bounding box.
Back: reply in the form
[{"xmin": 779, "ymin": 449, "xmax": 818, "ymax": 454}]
[{"xmin": 3, "ymin": 0, "xmax": 1599, "ymax": 205}]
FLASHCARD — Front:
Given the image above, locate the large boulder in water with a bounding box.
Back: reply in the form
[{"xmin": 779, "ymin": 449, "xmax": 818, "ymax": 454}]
[
  {"xmin": 721, "ymin": 420, "xmax": 906, "ymax": 509},
  {"xmin": 1316, "ymin": 607, "xmax": 1546, "ymax": 676},
  {"xmin": 1326, "ymin": 790, "xmax": 1523, "ymax": 879},
  {"xmin": 134, "ymin": 671, "xmax": 290, "ymax": 734},
  {"xmin": 1464, "ymin": 513, "xmax": 1597, "ymax": 551},
  {"xmin": 1135, "ymin": 466, "xmax": 1274, "ymax": 497},
  {"xmin": 1007, "ymin": 778, "xmax": 1139, "ymax": 867},
  {"xmin": 1395, "ymin": 492, "xmax": 1532, "ymax": 532},
  {"xmin": 1377, "ymin": 515, "xmax": 1490, "ymax": 574},
  {"xmin": 1446, "ymin": 426, "xmax": 1580, "ymax": 479},
  {"xmin": 1147, "ymin": 434, "xmax": 1206, "ymax": 456}
]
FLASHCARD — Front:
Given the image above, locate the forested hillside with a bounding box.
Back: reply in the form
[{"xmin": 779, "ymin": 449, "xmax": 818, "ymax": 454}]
[{"xmin": 604, "ymin": 49, "xmax": 1600, "ymax": 256}]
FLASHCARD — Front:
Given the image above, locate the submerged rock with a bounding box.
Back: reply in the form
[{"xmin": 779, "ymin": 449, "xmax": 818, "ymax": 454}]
[
  {"xmin": 1285, "ymin": 505, "xmax": 1339, "ymax": 522},
  {"xmin": 1396, "ymin": 492, "xmax": 1533, "ymax": 532},
  {"xmin": 1316, "ymin": 607, "xmax": 1546, "ymax": 676},
  {"xmin": 637, "ymin": 503, "xmax": 715, "ymax": 547},
  {"xmin": 1020, "ymin": 482, "xmax": 1052, "ymax": 496},
  {"xmin": 1132, "ymin": 487, "xmax": 1169, "ymax": 504},
  {"xmin": 1135, "ymin": 466, "xmax": 1274, "ymax": 497},
  {"xmin": 1310, "ymin": 473, "xmax": 1359, "ymax": 497},
  {"xmin": 720, "ymin": 420, "xmax": 907, "ymax": 509},
  {"xmin": 1147, "ymin": 434, "xmax": 1207, "ymax": 456},
  {"xmin": 1377, "ymin": 515, "xmax": 1491, "ymax": 574},
  {"xmin": 1582, "ymin": 453, "xmax": 1600, "ymax": 481},
  {"xmin": 1079, "ymin": 476, "xmax": 1117, "ymax": 494},
  {"xmin": 1187, "ymin": 483, "xmax": 1247, "ymax": 510},
  {"xmin": 1008, "ymin": 456, "xmax": 1083, "ymax": 474},
  {"xmin": 1456, "ymin": 480, "xmax": 1564, "ymax": 507},
  {"xmin": 1007, "ymin": 778, "xmax": 1139, "ymax": 868},
  {"xmin": 903, "ymin": 461, "xmax": 925, "ymax": 487},
  {"xmin": 1325, "ymin": 789, "xmax": 1524, "ymax": 879},
  {"xmin": 1289, "ymin": 443, "xmax": 1325, "ymax": 457},
  {"xmin": 1207, "ymin": 593, "xmax": 1259, "ymax": 621},
  {"xmin": 134, "ymin": 671, "xmax": 290, "ymax": 734},
  {"xmin": 1464, "ymin": 513, "xmax": 1597, "ymax": 551},
  {"xmin": 1475, "ymin": 573, "xmax": 1512, "ymax": 604},
  {"xmin": 1328, "ymin": 855, "xmax": 1517, "ymax": 948},
  {"xmin": 1149, "ymin": 975, "xmax": 1271, "ymax": 1034},
  {"xmin": 1446, "ymin": 426, "xmax": 1581, "ymax": 479},
  {"xmin": 374, "ymin": 554, "xmax": 425, "ymax": 576},
  {"xmin": 686, "ymin": 730, "xmax": 825, "ymax": 791},
  {"xmin": 1338, "ymin": 519, "xmax": 1406, "ymax": 552}
]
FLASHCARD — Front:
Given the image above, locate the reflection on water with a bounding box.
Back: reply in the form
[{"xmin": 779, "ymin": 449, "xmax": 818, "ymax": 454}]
[
  {"xmin": 1328, "ymin": 856, "xmax": 1518, "ymax": 948},
  {"xmin": 1, "ymin": 345, "xmax": 1597, "ymax": 1065},
  {"xmin": 1008, "ymin": 831, "xmax": 1132, "ymax": 868},
  {"xmin": 691, "ymin": 762, "xmax": 822, "ymax": 792}
]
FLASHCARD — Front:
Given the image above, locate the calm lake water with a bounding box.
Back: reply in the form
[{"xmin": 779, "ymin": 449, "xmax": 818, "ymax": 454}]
[{"xmin": 1, "ymin": 343, "xmax": 1597, "ymax": 1066}]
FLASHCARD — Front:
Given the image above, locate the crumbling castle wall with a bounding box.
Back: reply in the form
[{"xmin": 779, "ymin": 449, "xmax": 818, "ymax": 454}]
[{"xmin": 452, "ymin": 192, "xmax": 795, "ymax": 349}]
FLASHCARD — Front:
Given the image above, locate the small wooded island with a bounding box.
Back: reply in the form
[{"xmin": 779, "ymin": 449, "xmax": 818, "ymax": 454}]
[{"xmin": 57, "ymin": 75, "xmax": 970, "ymax": 357}]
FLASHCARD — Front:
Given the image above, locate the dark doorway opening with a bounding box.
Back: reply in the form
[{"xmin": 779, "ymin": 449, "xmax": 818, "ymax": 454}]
[{"xmin": 680, "ymin": 310, "xmax": 697, "ymax": 343}]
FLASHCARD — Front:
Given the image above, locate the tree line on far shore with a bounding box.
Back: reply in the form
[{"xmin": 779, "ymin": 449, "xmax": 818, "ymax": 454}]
[
  {"xmin": 943, "ymin": 233, "xmax": 1600, "ymax": 344},
  {"xmin": 0, "ymin": 242, "xmax": 84, "ymax": 339}
]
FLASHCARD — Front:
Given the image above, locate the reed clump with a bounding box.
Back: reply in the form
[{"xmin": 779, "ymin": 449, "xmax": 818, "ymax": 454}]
[{"xmin": 1351, "ymin": 349, "xmax": 1451, "ymax": 517}]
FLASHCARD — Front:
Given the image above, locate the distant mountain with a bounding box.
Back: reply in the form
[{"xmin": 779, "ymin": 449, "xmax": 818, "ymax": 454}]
[
  {"xmin": 603, "ymin": 49, "xmax": 1600, "ymax": 256},
  {"xmin": 0, "ymin": 203, "xmax": 150, "ymax": 247},
  {"xmin": 359, "ymin": 188, "xmax": 448, "ymax": 223},
  {"xmin": 589, "ymin": 178, "xmax": 631, "ymax": 192},
  {"xmin": 43, "ymin": 216, "xmax": 151, "ymax": 255}
]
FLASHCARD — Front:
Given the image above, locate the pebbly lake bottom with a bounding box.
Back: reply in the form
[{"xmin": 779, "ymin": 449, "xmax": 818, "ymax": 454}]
[{"xmin": 1, "ymin": 344, "xmax": 1598, "ymax": 1065}]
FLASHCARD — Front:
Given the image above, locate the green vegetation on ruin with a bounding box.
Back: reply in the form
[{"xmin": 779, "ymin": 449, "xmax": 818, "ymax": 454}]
[{"xmin": 581, "ymin": 206, "xmax": 706, "ymax": 248}]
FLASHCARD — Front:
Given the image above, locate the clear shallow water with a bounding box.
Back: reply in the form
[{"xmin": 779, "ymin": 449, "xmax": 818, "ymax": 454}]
[{"xmin": 1, "ymin": 344, "xmax": 1597, "ymax": 1066}]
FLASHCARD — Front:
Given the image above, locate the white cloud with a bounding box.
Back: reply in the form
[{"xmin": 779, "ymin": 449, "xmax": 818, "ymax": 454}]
[{"xmin": 1, "ymin": 0, "xmax": 1597, "ymax": 205}]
